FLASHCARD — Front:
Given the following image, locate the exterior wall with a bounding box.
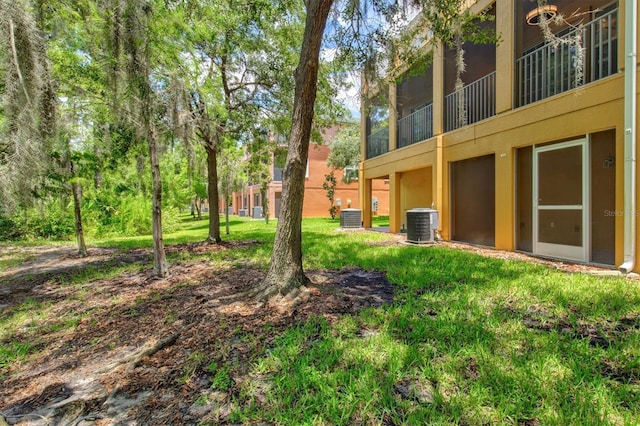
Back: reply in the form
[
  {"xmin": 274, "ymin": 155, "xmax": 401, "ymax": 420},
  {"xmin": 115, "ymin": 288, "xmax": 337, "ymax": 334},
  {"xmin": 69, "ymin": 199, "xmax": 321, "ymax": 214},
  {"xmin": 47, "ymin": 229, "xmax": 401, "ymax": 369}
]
[
  {"xmin": 232, "ymin": 125, "xmax": 390, "ymax": 219},
  {"xmin": 360, "ymin": 0, "xmax": 640, "ymax": 271},
  {"xmin": 399, "ymin": 167, "xmax": 433, "ymax": 229},
  {"xmin": 440, "ymin": 76, "xmax": 625, "ymax": 250},
  {"xmin": 300, "ymin": 143, "xmax": 390, "ymax": 217},
  {"xmin": 362, "ymin": 136, "xmax": 437, "ymax": 231}
]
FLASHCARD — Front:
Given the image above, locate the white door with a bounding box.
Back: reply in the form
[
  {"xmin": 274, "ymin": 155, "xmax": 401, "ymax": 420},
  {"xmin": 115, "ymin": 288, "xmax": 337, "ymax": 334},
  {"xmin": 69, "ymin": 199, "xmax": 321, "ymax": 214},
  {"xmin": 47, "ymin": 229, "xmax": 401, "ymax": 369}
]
[{"xmin": 533, "ymin": 139, "xmax": 588, "ymax": 261}]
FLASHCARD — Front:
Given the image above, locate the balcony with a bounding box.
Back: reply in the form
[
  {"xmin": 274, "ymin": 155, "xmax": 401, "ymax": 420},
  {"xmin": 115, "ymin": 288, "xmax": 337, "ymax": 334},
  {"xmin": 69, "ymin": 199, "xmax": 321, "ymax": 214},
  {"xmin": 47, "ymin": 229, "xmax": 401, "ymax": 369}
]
[
  {"xmin": 444, "ymin": 72, "xmax": 496, "ymax": 132},
  {"xmin": 398, "ymin": 103, "xmax": 433, "ymax": 148},
  {"xmin": 366, "ymin": 127, "xmax": 389, "ymax": 159},
  {"xmin": 516, "ymin": 7, "xmax": 618, "ymax": 107}
]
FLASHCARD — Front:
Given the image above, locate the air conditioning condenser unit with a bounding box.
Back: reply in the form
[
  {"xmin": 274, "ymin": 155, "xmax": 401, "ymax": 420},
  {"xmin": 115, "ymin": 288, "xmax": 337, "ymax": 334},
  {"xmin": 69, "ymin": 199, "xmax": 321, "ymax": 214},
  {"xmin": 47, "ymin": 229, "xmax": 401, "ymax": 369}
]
[{"xmin": 406, "ymin": 208, "xmax": 438, "ymax": 243}]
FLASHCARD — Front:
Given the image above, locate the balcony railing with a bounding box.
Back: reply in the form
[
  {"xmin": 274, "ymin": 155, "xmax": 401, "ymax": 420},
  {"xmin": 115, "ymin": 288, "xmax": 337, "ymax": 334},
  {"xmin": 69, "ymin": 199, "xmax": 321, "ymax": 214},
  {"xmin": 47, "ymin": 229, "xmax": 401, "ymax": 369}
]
[
  {"xmin": 445, "ymin": 72, "xmax": 496, "ymax": 132},
  {"xmin": 366, "ymin": 127, "xmax": 389, "ymax": 159},
  {"xmin": 398, "ymin": 103, "xmax": 433, "ymax": 148},
  {"xmin": 516, "ymin": 7, "xmax": 618, "ymax": 107}
]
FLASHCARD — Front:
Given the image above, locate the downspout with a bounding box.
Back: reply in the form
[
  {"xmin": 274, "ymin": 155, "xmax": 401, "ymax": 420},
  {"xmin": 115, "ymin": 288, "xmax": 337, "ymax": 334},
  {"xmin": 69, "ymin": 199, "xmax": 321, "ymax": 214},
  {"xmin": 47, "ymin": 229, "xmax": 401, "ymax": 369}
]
[{"xmin": 620, "ymin": 0, "xmax": 637, "ymax": 273}]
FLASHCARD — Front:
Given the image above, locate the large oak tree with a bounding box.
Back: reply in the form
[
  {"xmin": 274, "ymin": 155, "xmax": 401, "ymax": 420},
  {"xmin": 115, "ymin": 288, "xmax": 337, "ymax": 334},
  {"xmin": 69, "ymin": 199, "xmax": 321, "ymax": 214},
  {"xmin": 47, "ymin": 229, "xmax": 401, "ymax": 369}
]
[{"xmin": 252, "ymin": 0, "xmax": 334, "ymax": 301}]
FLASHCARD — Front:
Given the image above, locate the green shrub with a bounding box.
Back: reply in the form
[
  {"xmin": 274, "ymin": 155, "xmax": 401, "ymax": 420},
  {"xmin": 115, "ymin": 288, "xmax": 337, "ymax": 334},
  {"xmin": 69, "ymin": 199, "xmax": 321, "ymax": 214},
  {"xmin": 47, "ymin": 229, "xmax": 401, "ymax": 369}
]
[
  {"xmin": 30, "ymin": 209, "xmax": 75, "ymax": 239},
  {"xmin": 88, "ymin": 194, "xmax": 181, "ymax": 238},
  {"xmin": 0, "ymin": 204, "xmax": 75, "ymax": 241},
  {"xmin": 0, "ymin": 214, "xmax": 22, "ymax": 240}
]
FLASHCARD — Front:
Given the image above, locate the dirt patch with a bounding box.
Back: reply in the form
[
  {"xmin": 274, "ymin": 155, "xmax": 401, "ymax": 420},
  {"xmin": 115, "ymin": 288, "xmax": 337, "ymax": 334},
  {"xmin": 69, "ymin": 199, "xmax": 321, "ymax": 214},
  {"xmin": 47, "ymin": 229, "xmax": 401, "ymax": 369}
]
[
  {"xmin": 0, "ymin": 241, "xmax": 261, "ymax": 310},
  {"xmin": 439, "ymin": 241, "xmax": 628, "ymax": 276},
  {"xmin": 0, "ymin": 242, "xmax": 394, "ymax": 425},
  {"xmin": 1, "ymin": 236, "xmax": 635, "ymax": 424}
]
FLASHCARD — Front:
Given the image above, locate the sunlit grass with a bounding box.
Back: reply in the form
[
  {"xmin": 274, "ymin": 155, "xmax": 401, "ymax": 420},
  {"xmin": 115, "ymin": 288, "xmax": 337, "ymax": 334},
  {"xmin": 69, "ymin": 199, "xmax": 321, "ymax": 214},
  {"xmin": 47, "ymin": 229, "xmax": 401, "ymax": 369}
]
[
  {"xmin": 2, "ymin": 215, "xmax": 640, "ymax": 424},
  {"xmin": 230, "ymin": 219, "xmax": 640, "ymax": 425},
  {"xmin": 0, "ymin": 341, "xmax": 34, "ymax": 373}
]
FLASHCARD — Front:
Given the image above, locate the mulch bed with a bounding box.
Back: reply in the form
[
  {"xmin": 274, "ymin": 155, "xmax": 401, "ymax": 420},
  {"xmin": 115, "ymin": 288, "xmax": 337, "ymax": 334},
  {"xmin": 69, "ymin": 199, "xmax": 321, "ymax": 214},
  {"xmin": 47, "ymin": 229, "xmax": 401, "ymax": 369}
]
[
  {"xmin": 0, "ymin": 237, "xmax": 635, "ymax": 424},
  {"xmin": 0, "ymin": 242, "xmax": 394, "ymax": 425}
]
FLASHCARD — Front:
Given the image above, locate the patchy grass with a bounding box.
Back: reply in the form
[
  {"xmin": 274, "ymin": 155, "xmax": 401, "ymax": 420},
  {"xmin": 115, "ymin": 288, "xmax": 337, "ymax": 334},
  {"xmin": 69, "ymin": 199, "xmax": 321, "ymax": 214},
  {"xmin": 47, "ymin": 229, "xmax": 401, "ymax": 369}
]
[
  {"xmin": 1, "ymin": 215, "xmax": 639, "ymax": 425},
  {"xmin": 0, "ymin": 341, "xmax": 34, "ymax": 372},
  {"xmin": 0, "ymin": 253, "xmax": 32, "ymax": 272},
  {"xmin": 232, "ymin": 240, "xmax": 640, "ymax": 425}
]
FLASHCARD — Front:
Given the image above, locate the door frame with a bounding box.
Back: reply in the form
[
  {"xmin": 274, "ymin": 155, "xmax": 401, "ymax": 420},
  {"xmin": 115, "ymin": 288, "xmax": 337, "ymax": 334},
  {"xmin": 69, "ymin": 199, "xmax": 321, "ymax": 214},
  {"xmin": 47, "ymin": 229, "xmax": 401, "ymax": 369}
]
[{"xmin": 533, "ymin": 138, "xmax": 589, "ymax": 262}]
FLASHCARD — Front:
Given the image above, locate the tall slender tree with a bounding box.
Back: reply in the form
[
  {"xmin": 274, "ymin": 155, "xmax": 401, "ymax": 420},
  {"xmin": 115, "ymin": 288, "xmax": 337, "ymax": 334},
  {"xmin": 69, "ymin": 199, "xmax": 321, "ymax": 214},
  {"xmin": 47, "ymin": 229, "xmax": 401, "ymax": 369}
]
[
  {"xmin": 120, "ymin": 0, "xmax": 167, "ymax": 276},
  {"xmin": 47, "ymin": 1, "xmax": 107, "ymax": 257},
  {"xmin": 172, "ymin": 0, "xmax": 306, "ymax": 243},
  {"xmin": 218, "ymin": 146, "xmax": 246, "ymax": 235},
  {"xmin": 326, "ymin": 124, "xmax": 360, "ymax": 182},
  {"xmin": 246, "ymin": 131, "xmax": 276, "ymax": 224},
  {"xmin": 253, "ymin": 0, "xmax": 497, "ymax": 300}
]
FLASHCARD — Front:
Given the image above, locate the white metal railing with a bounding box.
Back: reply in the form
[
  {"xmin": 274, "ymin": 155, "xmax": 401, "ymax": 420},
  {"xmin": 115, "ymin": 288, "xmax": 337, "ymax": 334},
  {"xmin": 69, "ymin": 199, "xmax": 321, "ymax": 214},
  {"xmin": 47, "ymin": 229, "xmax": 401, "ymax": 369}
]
[
  {"xmin": 397, "ymin": 103, "xmax": 433, "ymax": 148},
  {"xmin": 516, "ymin": 7, "xmax": 618, "ymax": 107},
  {"xmin": 445, "ymin": 72, "xmax": 496, "ymax": 132},
  {"xmin": 366, "ymin": 127, "xmax": 389, "ymax": 159}
]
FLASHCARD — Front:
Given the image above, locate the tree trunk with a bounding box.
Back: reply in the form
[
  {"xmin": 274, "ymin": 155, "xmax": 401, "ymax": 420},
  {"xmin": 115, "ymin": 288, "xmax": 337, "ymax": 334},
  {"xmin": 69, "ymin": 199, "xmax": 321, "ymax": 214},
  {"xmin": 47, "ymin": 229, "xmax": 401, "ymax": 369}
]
[
  {"xmin": 253, "ymin": 0, "xmax": 333, "ymax": 301},
  {"xmin": 225, "ymin": 188, "xmax": 230, "ymax": 235},
  {"xmin": 192, "ymin": 197, "xmax": 199, "ymax": 220},
  {"xmin": 206, "ymin": 143, "xmax": 222, "ymax": 243},
  {"xmin": 128, "ymin": 1, "xmax": 167, "ymax": 278},
  {"xmin": 72, "ymin": 182, "xmax": 87, "ymax": 257},
  {"xmin": 261, "ymin": 184, "xmax": 269, "ymax": 224},
  {"xmin": 137, "ymin": 154, "xmax": 147, "ymax": 195},
  {"xmin": 71, "ymin": 162, "xmax": 88, "ymax": 257},
  {"xmin": 148, "ymin": 123, "xmax": 168, "ymax": 277}
]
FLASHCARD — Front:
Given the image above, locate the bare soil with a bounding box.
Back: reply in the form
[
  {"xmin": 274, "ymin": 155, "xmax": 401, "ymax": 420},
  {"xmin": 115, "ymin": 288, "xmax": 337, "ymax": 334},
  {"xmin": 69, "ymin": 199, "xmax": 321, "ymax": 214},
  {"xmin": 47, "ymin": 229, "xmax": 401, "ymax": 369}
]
[
  {"xmin": 0, "ymin": 241, "xmax": 394, "ymax": 425},
  {"xmin": 0, "ymin": 238, "xmax": 633, "ymax": 425}
]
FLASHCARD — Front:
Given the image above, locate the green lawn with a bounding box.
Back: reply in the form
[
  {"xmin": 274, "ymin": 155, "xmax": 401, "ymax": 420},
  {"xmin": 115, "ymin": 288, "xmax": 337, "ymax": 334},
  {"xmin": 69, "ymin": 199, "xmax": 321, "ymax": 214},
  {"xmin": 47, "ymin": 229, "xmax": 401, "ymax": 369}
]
[{"xmin": 2, "ymin": 215, "xmax": 639, "ymax": 425}]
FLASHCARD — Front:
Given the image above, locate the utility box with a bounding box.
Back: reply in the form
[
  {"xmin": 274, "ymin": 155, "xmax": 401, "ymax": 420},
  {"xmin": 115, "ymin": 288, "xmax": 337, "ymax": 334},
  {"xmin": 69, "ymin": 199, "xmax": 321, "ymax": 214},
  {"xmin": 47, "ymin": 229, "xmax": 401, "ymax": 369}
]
[
  {"xmin": 406, "ymin": 208, "xmax": 439, "ymax": 243},
  {"xmin": 238, "ymin": 209, "xmax": 248, "ymax": 217},
  {"xmin": 252, "ymin": 206, "xmax": 263, "ymax": 219},
  {"xmin": 340, "ymin": 208, "xmax": 362, "ymax": 228},
  {"xmin": 227, "ymin": 206, "xmax": 234, "ymax": 216}
]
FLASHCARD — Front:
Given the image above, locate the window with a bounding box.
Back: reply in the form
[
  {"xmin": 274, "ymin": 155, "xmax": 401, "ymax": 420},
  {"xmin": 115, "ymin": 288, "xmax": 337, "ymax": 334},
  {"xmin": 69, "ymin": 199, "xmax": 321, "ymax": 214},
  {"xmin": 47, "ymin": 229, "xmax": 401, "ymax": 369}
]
[{"xmin": 344, "ymin": 165, "xmax": 358, "ymax": 183}]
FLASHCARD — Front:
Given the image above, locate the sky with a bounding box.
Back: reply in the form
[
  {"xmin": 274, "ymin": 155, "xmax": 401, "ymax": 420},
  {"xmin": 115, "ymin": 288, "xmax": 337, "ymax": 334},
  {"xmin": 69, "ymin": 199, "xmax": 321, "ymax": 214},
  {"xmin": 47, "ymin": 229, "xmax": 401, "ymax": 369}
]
[
  {"xmin": 338, "ymin": 72, "xmax": 361, "ymax": 120},
  {"xmin": 321, "ymin": 1, "xmax": 422, "ymax": 121}
]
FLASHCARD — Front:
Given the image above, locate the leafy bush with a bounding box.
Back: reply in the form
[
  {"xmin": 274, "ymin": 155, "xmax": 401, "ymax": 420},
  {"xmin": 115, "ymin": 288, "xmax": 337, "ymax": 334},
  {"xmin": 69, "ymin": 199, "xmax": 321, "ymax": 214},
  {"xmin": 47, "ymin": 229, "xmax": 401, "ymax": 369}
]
[
  {"xmin": 29, "ymin": 208, "xmax": 75, "ymax": 239},
  {"xmin": 87, "ymin": 194, "xmax": 181, "ymax": 238},
  {"xmin": 0, "ymin": 214, "xmax": 22, "ymax": 240},
  {"xmin": 119, "ymin": 195, "xmax": 153, "ymax": 235},
  {"xmin": 0, "ymin": 204, "xmax": 75, "ymax": 241}
]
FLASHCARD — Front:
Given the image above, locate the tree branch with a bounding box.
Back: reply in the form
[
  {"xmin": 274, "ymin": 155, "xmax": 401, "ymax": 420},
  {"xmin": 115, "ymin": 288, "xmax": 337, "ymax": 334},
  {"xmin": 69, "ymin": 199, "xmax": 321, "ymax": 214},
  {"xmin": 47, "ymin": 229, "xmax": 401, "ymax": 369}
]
[{"xmin": 8, "ymin": 18, "xmax": 33, "ymax": 107}]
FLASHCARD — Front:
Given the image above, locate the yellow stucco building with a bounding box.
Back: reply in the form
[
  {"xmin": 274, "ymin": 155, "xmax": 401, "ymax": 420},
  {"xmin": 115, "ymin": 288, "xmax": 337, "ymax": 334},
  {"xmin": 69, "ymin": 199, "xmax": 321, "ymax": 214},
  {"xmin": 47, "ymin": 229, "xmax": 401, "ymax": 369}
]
[{"xmin": 360, "ymin": 0, "xmax": 639, "ymax": 272}]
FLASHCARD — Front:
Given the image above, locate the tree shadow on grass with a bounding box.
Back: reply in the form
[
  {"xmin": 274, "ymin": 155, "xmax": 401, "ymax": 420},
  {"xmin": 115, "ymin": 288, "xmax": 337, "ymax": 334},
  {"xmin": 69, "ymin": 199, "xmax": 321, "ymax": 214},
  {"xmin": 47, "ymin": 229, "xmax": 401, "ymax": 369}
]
[
  {"xmin": 0, "ymin": 262, "xmax": 396, "ymax": 425},
  {"xmin": 2, "ymin": 228, "xmax": 639, "ymax": 424},
  {"xmin": 301, "ymin": 229, "xmax": 529, "ymax": 292},
  {"xmin": 0, "ymin": 241, "xmax": 262, "ymax": 311}
]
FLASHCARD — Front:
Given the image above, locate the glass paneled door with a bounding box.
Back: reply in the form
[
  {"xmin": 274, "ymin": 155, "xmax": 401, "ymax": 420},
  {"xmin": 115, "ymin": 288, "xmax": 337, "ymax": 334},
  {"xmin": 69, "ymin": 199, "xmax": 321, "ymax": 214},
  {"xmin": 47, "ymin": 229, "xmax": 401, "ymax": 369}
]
[{"xmin": 533, "ymin": 139, "xmax": 588, "ymax": 261}]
